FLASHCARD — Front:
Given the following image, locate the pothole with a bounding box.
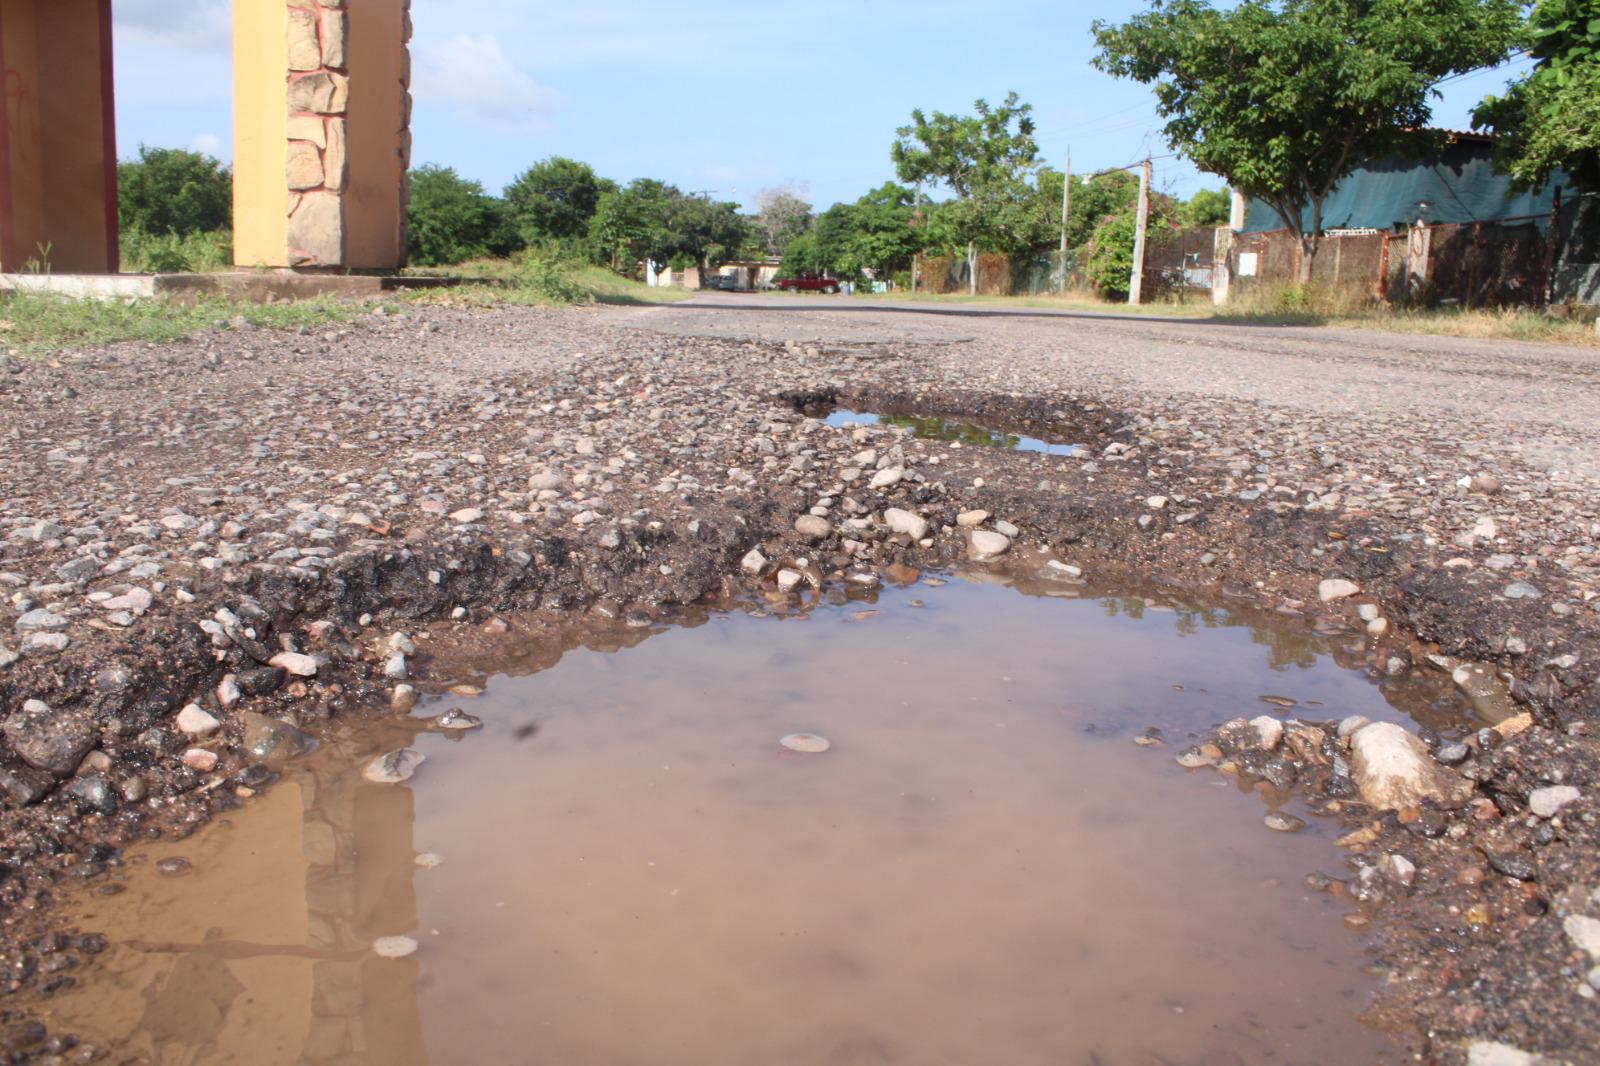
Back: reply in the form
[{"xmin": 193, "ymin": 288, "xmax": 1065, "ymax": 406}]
[
  {"xmin": 822, "ymin": 408, "xmax": 1088, "ymax": 457},
  {"xmin": 46, "ymin": 569, "xmax": 1472, "ymax": 1062}
]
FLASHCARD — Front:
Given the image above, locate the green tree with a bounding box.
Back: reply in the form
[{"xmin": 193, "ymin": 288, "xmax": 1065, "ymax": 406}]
[
  {"xmin": 589, "ymin": 180, "xmax": 750, "ymax": 273},
  {"xmin": 1474, "ymin": 0, "xmax": 1600, "ymax": 190},
  {"xmin": 1179, "ymin": 187, "xmax": 1231, "ymax": 227},
  {"xmin": 117, "ymin": 146, "xmax": 232, "ymax": 237},
  {"xmin": 590, "ymin": 179, "xmax": 673, "ymax": 272},
  {"xmin": 753, "ymin": 186, "xmax": 815, "ymax": 256},
  {"xmin": 1084, "ymin": 197, "xmax": 1176, "ymax": 300},
  {"xmin": 406, "ymin": 165, "xmax": 516, "ymax": 267},
  {"xmin": 505, "ymin": 156, "xmax": 614, "ymax": 246},
  {"xmin": 780, "ymin": 231, "xmax": 821, "ymax": 278},
  {"xmin": 1093, "ymin": 0, "xmax": 1520, "ymax": 282},
  {"xmin": 892, "ymin": 92, "xmax": 1041, "ymax": 292}
]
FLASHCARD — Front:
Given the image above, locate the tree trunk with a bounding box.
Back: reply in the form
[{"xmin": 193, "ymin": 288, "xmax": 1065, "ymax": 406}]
[
  {"xmin": 1296, "ymin": 235, "xmax": 1318, "ymax": 286},
  {"xmin": 968, "ymin": 241, "xmax": 977, "ymax": 294}
]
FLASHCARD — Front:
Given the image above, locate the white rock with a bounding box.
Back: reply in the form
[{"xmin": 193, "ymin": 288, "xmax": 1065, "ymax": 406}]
[
  {"xmin": 967, "ymin": 530, "xmax": 1011, "ymax": 561},
  {"xmin": 1358, "ymin": 603, "xmax": 1381, "ymax": 622},
  {"xmin": 1249, "ymin": 715, "xmax": 1284, "ymax": 752},
  {"xmin": 1145, "ymin": 496, "xmax": 1168, "ymax": 509},
  {"xmin": 776, "ymin": 569, "xmax": 803, "ymax": 592},
  {"xmin": 740, "ymin": 548, "xmax": 767, "ymax": 575},
  {"xmin": 1318, "ymin": 578, "xmax": 1360, "ymax": 602},
  {"xmin": 391, "ymin": 684, "xmax": 416, "ymax": 711},
  {"xmin": 216, "ymin": 676, "xmax": 241, "ymax": 709},
  {"xmin": 1528, "ymin": 785, "xmax": 1581, "ymax": 818},
  {"xmin": 384, "ymin": 652, "xmax": 408, "ymax": 680},
  {"xmin": 1565, "ymin": 914, "xmax": 1600, "ymax": 959},
  {"xmin": 373, "ymin": 935, "xmax": 419, "ymax": 958},
  {"xmin": 992, "ymin": 519, "xmax": 1020, "ymax": 538},
  {"xmin": 101, "ymin": 588, "xmax": 153, "ymax": 614},
  {"xmin": 794, "ymin": 515, "xmax": 831, "ymax": 540},
  {"xmin": 449, "ymin": 507, "xmax": 485, "ymax": 524},
  {"xmin": 269, "ymin": 651, "xmax": 318, "ymax": 677},
  {"xmin": 780, "ymin": 733, "xmax": 831, "ymax": 753},
  {"xmin": 1467, "ymin": 1041, "xmax": 1541, "ymax": 1066},
  {"xmin": 956, "ymin": 510, "xmax": 990, "ymax": 528},
  {"xmin": 868, "ymin": 467, "xmax": 904, "ymax": 490},
  {"xmin": 1349, "ymin": 722, "xmax": 1472, "ymax": 810},
  {"xmin": 365, "ymin": 748, "xmax": 425, "ymax": 784},
  {"xmin": 883, "ymin": 508, "xmax": 930, "ymax": 541},
  {"xmin": 176, "ymin": 704, "xmax": 221, "ymax": 736},
  {"xmin": 183, "ymin": 748, "xmax": 219, "ymax": 772}
]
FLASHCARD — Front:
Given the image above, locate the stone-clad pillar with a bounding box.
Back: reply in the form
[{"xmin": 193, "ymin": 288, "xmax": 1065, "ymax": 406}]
[
  {"xmin": 0, "ymin": 0, "xmax": 118, "ymax": 274},
  {"xmin": 234, "ymin": 0, "xmax": 410, "ymax": 271}
]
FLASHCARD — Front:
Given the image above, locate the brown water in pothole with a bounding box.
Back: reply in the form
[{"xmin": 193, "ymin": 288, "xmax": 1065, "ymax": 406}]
[{"xmin": 49, "ymin": 573, "xmax": 1468, "ymax": 1065}]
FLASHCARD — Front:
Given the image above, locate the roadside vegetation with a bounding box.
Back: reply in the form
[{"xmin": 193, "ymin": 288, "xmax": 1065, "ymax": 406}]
[{"xmin": 0, "ymin": 291, "xmax": 355, "ymax": 357}]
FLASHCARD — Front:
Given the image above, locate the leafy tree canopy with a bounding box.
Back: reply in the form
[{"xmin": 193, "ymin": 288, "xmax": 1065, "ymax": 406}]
[
  {"xmin": 406, "ymin": 165, "xmax": 517, "ymax": 267},
  {"xmin": 892, "ymin": 93, "xmax": 1042, "ymax": 263},
  {"xmin": 1474, "ymin": 0, "xmax": 1600, "ymax": 190},
  {"xmin": 117, "ymin": 146, "xmax": 232, "ymax": 237},
  {"xmin": 505, "ymin": 156, "xmax": 615, "ymax": 243},
  {"xmin": 589, "ymin": 179, "xmax": 751, "ymax": 271},
  {"xmin": 753, "ymin": 186, "xmax": 815, "ymax": 257},
  {"xmin": 1093, "ymin": 0, "xmax": 1520, "ymax": 279},
  {"xmin": 1178, "ymin": 187, "xmax": 1231, "ymax": 226}
]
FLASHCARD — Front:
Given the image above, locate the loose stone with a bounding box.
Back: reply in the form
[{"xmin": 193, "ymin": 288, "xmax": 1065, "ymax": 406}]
[
  {"xmin": 794, "ymin": 515, "xmax": 831, "ymax": 540},
  {"xmin": 176, "ymin": 704, "xmax": 221, "ymax": 737},
  {"xmin": 780, "ymin": 733, "xmax": 831, "ymax": 753},
  {"xmin": 1318, "ymin": 579, "xmax": 1359, "ymax": 602},
  {"xmin": 1348, "ymin": 722, "xmax": 1473, "ymax": 810},
  {"xmin": 967, "ymin": 530, "xmax": 1011, "ymax": 561},
  {"xmin": 366, "ymin": 748, "xmax": 425, "ymax": 784},
  {"xmin": 740, "ymin": 548, "xmax": 767, "ymax": 575},
  {"xmin": 956, "ymin": 510, "xmax": 989, "ymax": 527},
  {"xmin": 373, "ymin": 936, "xmax": 419, "ymax": 959},
  {"xmin": 1264, "ymin": 812, "xmax": 1305, "ymax": 833},
  {"xmin": 1527, "ymin": 785, "xmax": 1581, "ymax": 818},
  {"xmin": 883, "ymin": 508, "xmax": 930, "ymax": 541},
  {"xmin": 183, "ymin": 748, "xmax": 219, "ymax": 772},
  {"xmin": 269, "ymin": 651, "xmax": 319, "ymax": 677}
]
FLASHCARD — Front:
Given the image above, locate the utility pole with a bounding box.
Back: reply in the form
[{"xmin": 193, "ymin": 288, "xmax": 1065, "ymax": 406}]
[
  {"xmin": 1128, "ymin": 157, "xmax": 1151, "ymax": 305},
  {"xmin": 1057, "ymin": 149, "xmax": 1071, "ymax": 296},
  {"xmin": 911, "ymin": 181, "xmax": 922, "ymax": 295}
]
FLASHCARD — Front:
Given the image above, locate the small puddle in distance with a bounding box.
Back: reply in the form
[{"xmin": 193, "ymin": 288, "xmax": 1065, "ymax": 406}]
[
  {"xmin": 48, "ymin": 574, "xmax": 1464, "ymax": 1064},
  {"xmin": 823, "ymin": 408, "xmax": 1087, "ymax": 457}
]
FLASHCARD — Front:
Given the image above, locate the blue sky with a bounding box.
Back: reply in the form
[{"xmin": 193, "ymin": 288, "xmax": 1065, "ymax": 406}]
[{"xmin": 111, "ymin": 0, "xmax": 1534, "ymax": 212}]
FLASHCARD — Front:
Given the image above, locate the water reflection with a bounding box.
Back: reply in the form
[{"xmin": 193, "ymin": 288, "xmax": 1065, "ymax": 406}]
[
  {"xmin": 822, "ymin": 408, "xmax": 1087, "ymax": 457},
  {"xmin": 49, "ymin": 570, "xmax": 1463, "ymax": 1064},
  {"xmin": 52, "ymin": 726, "xmax": 428, "ymax": 1065}
]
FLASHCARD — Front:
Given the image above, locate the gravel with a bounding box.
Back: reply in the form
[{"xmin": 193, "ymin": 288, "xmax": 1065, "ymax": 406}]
[{"xmin": 0, "ymin": 294, "xmax": 1598, "ymax": 1061}]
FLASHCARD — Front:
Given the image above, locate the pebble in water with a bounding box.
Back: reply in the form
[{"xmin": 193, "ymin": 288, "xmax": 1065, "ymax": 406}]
[
  {"xmin": 414, "ymin": 853, "xmax": 444, "ymax": 869},
  {"xmin": 366, "ymin": 748, "xmax": 426, "ymax": 784},
  {"xmin": 780, "ymin": 733, "xmax": 831, "ymax": 754},
  {"xmin": 434, "ymin": 708, "xmax": 483, "ymax": 731},
  {"xmin": 1264, "ymin": 811, "xmax": 1307, "ymax": 833},
  {"xmin": 155, "ymin": 857, "xmax": 192, "ymax": 878},
  {"xmin": 373, "ymin": 935, "xmax": 419, "ymax": 959}
]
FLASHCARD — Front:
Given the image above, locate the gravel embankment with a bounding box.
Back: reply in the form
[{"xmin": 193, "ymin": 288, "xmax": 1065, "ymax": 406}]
[{"xmin": 0, "ymin": 293, "xmax": 1597, "ymax": 1062}]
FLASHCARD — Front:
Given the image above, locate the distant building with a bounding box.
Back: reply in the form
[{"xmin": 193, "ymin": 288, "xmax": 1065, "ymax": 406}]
[
  {"xmin": 1239, "ymin": 131, "xmax": 1571, "ymax": 234},
  {"xmin": 714, "ymin": 260, "xmax": 783, "ymax": 291}
]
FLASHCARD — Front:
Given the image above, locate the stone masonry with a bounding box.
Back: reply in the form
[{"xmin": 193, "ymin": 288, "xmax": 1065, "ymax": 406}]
[{"xmin": 283, "ymin": 0, "xmax": 411, "ymax": 268}]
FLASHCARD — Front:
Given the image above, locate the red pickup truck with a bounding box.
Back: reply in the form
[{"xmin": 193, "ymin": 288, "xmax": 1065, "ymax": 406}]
[{"xmin": 774, "ymin": 272, "xmax": 841, "ymax": 294}]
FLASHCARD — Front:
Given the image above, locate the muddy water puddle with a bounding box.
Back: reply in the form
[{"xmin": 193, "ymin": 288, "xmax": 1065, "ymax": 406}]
[
  {"xmin": 823, "ymin": 408, "xmax": 1088, "ymax": 457},
  {"xmin": 49, "ymin": 575, "xmax": 1467, "ymax": 1065}
]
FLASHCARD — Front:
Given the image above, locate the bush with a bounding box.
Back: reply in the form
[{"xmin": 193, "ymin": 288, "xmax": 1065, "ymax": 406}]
[
  {"xmin": 117, "ymin": 146, "xmax": 232, "ymax": 238},
  {"xmin": 406, "ymin": 164, "xmax": 518, "ymax": 267},
  {"xmin": 508, "ymin": 249, "xmax": 588, "ymax": 303},
  {"xmin": 120, "ymin": 229, "xmax": 232, "ymax": 274}
]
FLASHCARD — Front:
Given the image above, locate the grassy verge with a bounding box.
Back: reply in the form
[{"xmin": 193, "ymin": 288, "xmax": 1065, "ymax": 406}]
[
  {"xmin": 857, "ymin": 288, "xmax": 1600, "ymax": 345},
  {"xmin": 406, "ymin": 255, "xmax": 695, "ymax": 308},
  {"xmin": 0, "ymin": 291, "xmax": 363, "ymax": 358}
]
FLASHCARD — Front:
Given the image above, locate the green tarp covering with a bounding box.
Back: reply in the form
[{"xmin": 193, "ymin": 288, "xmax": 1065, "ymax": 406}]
[{"xmin": 1242, "ymin": 137, "xmax": 1572, "ymax": 233}]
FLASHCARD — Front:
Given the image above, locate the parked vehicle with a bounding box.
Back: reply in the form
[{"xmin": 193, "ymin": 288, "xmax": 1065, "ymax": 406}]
[
  {"xmin": 706, "ymin": 274, "xmax": 738, "ymax": 291},
  {"xmin": 774, "ymin": 272, "xmax": 841, "ymax": 294}
]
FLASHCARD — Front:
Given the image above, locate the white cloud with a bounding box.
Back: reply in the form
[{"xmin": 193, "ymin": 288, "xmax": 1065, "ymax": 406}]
[
  {"xmin": 189, "ymin": 133, "xmax": 226, "ymax": 159},
  {"xmin": 412, "ymin": 33, "xmax": 561, "ymax": 130},
  {"xmin": 114, "ymin": 0, "xmax": 230, "ymax": 53}
]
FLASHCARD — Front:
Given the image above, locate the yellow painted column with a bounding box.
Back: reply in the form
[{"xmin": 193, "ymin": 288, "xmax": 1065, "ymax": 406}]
[{"xmin": 232, "ymin": 0, "xmax": 410, "ymax": 270}]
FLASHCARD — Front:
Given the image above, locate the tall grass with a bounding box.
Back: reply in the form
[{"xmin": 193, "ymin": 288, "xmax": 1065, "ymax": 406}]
[
  {"xmin": 0, "ymin": 290, "xmax": 359, "ymax": 357},
  {"xmin": 119, "ymin": 229, "xmax": 233, "ymax": 274}
]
